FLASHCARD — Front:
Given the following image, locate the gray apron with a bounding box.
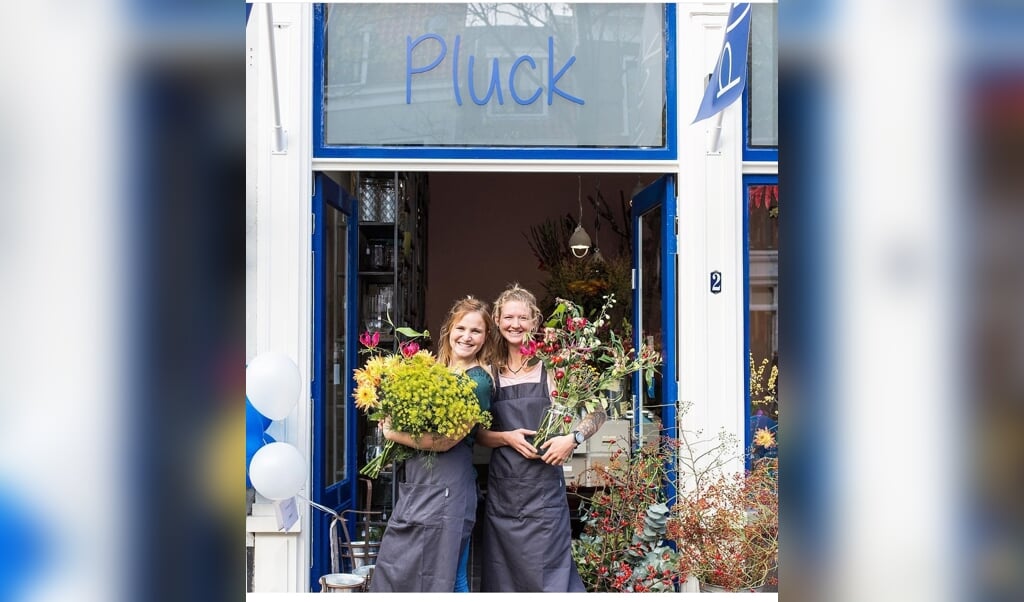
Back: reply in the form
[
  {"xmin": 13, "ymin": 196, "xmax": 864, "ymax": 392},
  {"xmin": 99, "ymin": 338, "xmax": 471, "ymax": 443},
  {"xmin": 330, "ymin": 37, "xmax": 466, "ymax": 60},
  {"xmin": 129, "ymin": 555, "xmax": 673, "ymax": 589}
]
[
  {"xmin": 480, "ymin": 365, "xmax": 585, "ymax": 592},
  {"xmin": 369, "ymin": 441, "xmax": 477, "ymax": 592},
  {"xmin": 370, "ymin": 366, "xmax": 489, "ymax": 592}
]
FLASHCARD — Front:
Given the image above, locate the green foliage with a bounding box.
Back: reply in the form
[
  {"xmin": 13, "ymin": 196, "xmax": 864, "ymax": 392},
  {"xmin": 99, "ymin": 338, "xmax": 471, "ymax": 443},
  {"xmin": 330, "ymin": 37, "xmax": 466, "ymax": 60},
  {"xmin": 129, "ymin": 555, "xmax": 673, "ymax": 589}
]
[
  {"xmin": 525, "ymin": 295, "xmax": 662, "ymax": 446},
  {"xmin": 542, "ymin": 254, "xmax": 632, "ymax": 323},
  {"xmin": 354, "ymin": 327, "xmax": 492, "ymax": 478}
]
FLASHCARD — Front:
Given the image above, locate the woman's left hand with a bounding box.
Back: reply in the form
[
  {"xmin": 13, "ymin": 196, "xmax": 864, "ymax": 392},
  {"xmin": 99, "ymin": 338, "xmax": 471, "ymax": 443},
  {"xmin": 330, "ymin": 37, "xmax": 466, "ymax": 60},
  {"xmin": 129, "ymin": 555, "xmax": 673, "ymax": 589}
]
[{"xmin": 538, "ymin": 434, "xmax": 576, "ymax": 466}]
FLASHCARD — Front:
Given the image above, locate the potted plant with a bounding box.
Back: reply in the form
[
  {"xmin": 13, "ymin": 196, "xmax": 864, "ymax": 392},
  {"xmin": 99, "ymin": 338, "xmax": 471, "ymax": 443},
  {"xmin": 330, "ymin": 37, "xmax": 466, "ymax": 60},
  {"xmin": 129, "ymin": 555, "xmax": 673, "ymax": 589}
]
[
  {"xmin": 571, "ymin": 439, "xmax": 682, "ymax": 592},
  {"xmin": 668, "ymin": 440, "xmax": 779, "ymax": 592},
  {"xmin": 570, "ymin": 407, "xmax": 779, "ymax": 593}
]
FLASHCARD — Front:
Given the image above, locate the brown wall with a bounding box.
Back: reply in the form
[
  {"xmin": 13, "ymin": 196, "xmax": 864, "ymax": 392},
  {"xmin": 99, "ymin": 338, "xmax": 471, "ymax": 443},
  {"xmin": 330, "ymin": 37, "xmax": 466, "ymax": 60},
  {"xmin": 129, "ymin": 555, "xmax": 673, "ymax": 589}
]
[{"xmin": 424, "ymin": 172, "xmax": 651, "ymax": 343}]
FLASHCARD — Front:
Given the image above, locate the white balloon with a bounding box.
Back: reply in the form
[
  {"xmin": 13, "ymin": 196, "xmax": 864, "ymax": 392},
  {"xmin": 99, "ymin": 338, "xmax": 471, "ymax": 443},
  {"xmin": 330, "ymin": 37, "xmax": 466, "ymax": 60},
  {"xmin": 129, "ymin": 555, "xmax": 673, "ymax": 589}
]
[
  {"xmin": 246, "ymin": 351, "xmax": 301, "ymax": 421},
  {"xmin": 248, "ymin": 442, "xmax": 307, "ymax": 500}
]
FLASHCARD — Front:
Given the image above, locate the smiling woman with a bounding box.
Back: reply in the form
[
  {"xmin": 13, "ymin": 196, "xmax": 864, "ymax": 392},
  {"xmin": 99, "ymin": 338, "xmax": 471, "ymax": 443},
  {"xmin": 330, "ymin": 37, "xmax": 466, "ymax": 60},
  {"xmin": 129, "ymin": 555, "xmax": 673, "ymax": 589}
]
[
  {"xmin": 368, "ymin": 296, "xmax": 495, "ymax": 593},
  {"xmin": 474, "ymin": 284, "xmax": 602, "ymax": 592}
]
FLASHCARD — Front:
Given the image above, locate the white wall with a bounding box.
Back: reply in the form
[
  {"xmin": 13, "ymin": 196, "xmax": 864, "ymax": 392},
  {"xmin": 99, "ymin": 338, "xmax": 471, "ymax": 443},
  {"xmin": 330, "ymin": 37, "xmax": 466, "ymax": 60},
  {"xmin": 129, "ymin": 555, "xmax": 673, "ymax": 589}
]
[
  {"xmin": 676, "ymin": 3, "xmax": 748, "ymax": 479},
  {"xmin": 247, "ymin": 2, "xmax": 313, "ymax": 592}
]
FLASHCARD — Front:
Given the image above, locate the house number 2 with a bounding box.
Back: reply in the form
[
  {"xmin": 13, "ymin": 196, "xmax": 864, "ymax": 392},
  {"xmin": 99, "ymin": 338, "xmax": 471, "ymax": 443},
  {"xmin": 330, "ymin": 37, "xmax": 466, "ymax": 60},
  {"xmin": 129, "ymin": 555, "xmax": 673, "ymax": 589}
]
[{"xmin": 710, "ymin": 270, "xmax": 723, "ymax": 294}]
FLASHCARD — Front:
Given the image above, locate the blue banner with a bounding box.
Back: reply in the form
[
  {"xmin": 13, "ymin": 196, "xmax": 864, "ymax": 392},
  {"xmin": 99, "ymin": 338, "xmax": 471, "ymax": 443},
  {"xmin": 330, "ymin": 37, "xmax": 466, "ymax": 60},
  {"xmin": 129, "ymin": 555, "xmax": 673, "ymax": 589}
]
[{"xmin": 692, "ymin": 3, "xmax": 752, "ymax": 124}]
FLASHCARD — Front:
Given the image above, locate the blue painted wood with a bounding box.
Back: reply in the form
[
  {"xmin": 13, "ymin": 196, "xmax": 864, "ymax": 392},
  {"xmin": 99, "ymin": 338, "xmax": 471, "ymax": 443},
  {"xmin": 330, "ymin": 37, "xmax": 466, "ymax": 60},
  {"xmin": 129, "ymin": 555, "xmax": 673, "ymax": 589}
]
[
  {"xmin": 311, "ymin": 172, "xmax": 360, "ymax": 589},
  {"xmin": 631, "ymin": 174, "xmax": 678, "ymax": 506}
]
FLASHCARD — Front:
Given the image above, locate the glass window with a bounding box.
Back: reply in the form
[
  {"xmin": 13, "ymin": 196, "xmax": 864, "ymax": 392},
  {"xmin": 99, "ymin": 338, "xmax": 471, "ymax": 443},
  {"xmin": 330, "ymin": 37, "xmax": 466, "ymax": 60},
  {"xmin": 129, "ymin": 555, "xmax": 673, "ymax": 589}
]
[
  {"xmin": 748, "ymin": 3, "xmax": 778, "ymax": 148},
  {"xmin": 748, "ymin": 181, "xmax": 778, "ymax": 460},
  {"xmin": 325, "ymin": 208, "xmax": 349, "ymax": 486},
  {"xmin": 321, "ymin": 3, "xmax": 667, "ymax": 148}
]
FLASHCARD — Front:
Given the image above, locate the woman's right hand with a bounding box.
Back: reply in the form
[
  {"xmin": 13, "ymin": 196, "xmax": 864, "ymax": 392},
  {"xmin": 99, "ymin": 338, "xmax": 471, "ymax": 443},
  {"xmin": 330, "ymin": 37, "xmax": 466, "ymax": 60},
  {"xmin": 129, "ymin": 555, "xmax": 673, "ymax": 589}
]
[
  {"xmin": 380, "ymin": 417, "xmax": 395, "ymax": 441},
  {"xmin": 504, "ymin": 428, "xmax": 539, "ymax": 459}
]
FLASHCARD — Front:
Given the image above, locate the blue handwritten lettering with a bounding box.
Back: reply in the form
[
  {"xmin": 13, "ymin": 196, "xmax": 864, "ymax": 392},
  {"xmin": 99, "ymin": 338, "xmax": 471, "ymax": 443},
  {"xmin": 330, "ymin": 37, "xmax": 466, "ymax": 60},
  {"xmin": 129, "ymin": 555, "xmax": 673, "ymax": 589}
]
[
  {"xmin": 406, "ymin": 33, "xmax": 584, "ymax": 108},
  {"xmin": 509, "ymin": 55, "xmax": 541, "ymax": 105},
  {"xmin": 406, "ymin": 34, "xmax": 446, "ymax": 105},
  {"xmin": 451, "ymin": 35, "xmax": 462, "ymax": 106},
  {"xmin": 468, "ymin": 55, "xmax": 505, "ymax": 105},
  {"xmin": 547, "ymin": 36, "xmax": 584, "ymax": 106}
]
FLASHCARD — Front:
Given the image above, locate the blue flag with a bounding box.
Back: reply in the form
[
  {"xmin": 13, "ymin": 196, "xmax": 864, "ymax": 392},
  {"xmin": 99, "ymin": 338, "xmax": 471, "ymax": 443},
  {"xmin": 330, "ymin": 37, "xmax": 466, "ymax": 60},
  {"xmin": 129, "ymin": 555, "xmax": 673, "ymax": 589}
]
[{"xmin": 692, "ymin": 3, "xmax": 753, "ymax": 124}]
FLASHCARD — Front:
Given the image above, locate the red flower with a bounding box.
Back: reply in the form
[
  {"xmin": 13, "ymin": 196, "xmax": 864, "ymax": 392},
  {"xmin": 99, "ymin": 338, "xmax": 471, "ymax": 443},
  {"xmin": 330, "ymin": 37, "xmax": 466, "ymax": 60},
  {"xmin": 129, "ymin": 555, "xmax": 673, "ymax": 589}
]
[
  {"xmin": 400, "ymin": 341, "xmax": 420, "ymax": 357},
  {"xmin": 520, "ymin": 338, "xmax": 538, "ymax": 357},
  {"xmin": 359, "ymin": 331, "xmax": 380, "ymax": 349}
]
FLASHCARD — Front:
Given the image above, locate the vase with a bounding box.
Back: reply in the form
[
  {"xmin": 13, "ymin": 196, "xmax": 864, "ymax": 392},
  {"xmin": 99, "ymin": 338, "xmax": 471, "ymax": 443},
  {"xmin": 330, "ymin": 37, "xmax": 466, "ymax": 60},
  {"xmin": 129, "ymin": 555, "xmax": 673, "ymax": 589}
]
[
  {"xmin": 698, "ymin": 581, "xmax": 766, "ymax": 593},
  {"xmin": 529, "ymin": 402, "xmax": 575, "ymax": 455}
]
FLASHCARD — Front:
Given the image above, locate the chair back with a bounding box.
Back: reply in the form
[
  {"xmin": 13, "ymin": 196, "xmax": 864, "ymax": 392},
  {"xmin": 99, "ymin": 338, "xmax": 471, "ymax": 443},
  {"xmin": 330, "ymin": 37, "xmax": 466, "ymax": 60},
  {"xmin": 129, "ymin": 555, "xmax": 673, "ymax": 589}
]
[{"xmin": 336, "ymin": 509, "xmax": 387, "ymax": 576}]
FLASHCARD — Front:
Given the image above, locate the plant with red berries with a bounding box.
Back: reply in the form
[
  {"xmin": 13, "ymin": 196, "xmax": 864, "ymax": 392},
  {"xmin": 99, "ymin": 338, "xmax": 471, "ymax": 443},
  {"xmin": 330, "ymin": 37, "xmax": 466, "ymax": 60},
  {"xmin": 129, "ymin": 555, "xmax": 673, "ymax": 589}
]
[
  {"xmin": 668, "ymin": 425, "xmax": 779, "ymax": 592},
  {"xmin": 571, "ymin": 437, "xmax": 682, "ymax": 592}
]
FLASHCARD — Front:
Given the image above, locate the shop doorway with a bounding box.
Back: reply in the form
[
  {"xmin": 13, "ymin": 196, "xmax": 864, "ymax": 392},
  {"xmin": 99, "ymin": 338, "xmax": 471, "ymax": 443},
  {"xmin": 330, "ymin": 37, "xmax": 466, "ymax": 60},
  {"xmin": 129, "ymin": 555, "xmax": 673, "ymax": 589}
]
[{"xmin": 309, "ymin": 170, "xmax": 676, "ymax": 586}]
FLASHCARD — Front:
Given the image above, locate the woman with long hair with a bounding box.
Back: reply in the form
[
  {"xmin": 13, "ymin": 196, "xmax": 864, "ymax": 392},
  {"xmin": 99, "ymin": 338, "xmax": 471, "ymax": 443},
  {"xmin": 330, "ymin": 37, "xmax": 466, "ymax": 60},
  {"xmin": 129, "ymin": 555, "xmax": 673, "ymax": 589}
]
[
  {"xmin": 475, "ymin": 284, "xmax": 606, "ymax": 591},
  {"xmin": 370, "ymin": 296, "xmax": 494, "ymax": 592}
]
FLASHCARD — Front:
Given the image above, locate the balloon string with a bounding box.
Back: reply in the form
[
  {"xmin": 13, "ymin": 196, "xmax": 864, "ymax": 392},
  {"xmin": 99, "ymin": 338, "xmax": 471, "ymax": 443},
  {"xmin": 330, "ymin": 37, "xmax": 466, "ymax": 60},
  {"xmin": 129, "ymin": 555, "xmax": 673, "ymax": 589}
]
[{"xmin": 295, "ymin": 494, "xmax": 340, "ymax": 518}]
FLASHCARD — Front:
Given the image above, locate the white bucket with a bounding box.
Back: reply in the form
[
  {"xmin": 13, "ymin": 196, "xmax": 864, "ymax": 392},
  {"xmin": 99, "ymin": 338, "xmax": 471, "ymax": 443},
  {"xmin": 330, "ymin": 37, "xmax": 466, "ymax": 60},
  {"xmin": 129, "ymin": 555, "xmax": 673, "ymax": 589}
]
[
  {"xmin": 344, "ymin": 541, "xmax": 380, "ymax": 568},
  {"xmin": 319, "ymin": 573, "xmax": 365, "ymax": 593}
]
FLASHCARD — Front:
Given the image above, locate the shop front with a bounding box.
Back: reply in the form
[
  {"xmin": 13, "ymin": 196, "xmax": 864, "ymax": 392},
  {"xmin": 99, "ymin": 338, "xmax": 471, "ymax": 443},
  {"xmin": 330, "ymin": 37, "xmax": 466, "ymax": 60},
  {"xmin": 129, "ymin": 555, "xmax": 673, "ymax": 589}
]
[{"xmin": 246, "ymin": 2, "xmax": 777, "ymax": 593}]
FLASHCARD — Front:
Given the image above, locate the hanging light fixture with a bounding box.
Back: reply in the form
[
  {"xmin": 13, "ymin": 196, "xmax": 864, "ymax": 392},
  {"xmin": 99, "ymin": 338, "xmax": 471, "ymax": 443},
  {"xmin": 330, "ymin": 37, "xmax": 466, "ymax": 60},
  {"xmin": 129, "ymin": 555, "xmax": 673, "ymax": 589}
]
[
  {"xmin": 591, "ymin": 179, "xmax": 605, "ymax": 263},
  {"xmin": 568, "ymin": 175, "xmax": 591, "ymax": 258},
  {"xmin": 631, "ymin": 175, "xmax": 645, "ymax": 200}
]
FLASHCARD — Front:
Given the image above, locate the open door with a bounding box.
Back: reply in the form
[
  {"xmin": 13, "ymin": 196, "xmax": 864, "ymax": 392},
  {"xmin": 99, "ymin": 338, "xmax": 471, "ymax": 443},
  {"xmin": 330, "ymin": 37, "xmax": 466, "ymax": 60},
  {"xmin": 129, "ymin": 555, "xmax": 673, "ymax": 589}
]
[
  {"xmin": 311, "ymin": 173, "xmax": 360, "ymax": 586},
  {"xmin": 631, "ymin": 175, "xmax": 679, "ymax": 502}
]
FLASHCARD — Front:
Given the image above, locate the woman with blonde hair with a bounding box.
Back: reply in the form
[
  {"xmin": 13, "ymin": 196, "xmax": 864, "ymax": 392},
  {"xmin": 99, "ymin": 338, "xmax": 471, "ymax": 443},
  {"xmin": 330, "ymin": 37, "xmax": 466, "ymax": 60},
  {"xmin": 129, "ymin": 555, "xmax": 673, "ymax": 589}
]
[
  {"xmin": 370, "ymin": 295, "xmax": 495, "ymax": 592},
  {"xmin": 475, "ymin": 284, "xmax": 605, "ymax": 591}
]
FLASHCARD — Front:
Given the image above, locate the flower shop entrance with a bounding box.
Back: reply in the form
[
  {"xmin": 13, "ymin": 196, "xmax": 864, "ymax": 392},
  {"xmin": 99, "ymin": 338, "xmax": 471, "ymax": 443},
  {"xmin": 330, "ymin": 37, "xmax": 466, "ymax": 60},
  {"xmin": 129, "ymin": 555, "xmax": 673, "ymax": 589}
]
[{"xmin": 310, "ymin": 169, "xmax": 679, "ymax": 589}]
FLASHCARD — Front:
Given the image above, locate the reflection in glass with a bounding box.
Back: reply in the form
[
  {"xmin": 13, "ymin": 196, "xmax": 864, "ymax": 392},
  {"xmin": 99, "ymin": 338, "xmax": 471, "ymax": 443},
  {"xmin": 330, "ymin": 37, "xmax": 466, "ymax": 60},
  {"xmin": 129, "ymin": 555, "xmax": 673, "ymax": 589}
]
[
  {"xmin": 749, "ymin": 4, "xmax": 778, "ymax": 147},
  {"xmin": 325, "ymin": 209, "xmax": 349, "ymax": 486},
  {"xmin": 637, "ymin": 204, "xmax": 663, "ymax": 437},
  {"xmin": 747, "ymin": 181, "xmax": 778, "ymax": 463}
]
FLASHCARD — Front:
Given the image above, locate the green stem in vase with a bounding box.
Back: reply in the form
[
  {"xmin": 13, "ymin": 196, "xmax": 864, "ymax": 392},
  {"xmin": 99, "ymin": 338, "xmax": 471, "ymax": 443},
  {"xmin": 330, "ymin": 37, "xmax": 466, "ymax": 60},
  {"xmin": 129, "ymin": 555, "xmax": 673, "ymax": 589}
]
[
  {"xmin": 360, "ymin": 439, "xmax": 396, "ymax": 479},
  {"xmin": 531, "ymin": 403, "xmax": 575, "ymax": 455}
]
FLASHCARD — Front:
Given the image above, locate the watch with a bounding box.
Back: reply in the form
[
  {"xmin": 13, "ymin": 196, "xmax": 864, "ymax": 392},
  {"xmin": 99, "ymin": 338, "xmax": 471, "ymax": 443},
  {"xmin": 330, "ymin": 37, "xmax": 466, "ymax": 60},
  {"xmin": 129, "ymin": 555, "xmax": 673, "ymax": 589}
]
[{"xmin": 572, "ymin": 430, "xmax": 585, "ymax": 447}]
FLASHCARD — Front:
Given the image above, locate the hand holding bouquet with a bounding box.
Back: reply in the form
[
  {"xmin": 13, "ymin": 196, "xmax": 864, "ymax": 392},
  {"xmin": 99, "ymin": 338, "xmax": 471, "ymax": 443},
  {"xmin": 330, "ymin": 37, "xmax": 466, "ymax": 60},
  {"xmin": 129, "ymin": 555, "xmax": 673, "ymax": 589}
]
[
  {"xmin": 522, "ymin": 294, "xmax": 662, "ymax": 452},
  {"xmin": 353, "ymin": 326, "xmax": 491, "ymax": 478}
]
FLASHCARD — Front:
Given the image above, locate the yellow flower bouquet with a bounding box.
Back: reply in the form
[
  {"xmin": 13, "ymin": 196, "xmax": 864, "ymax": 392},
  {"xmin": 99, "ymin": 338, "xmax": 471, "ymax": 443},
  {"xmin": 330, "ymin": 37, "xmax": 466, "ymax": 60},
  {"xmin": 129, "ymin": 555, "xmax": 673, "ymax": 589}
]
[{"xmin": 353, "ymin": 328, "xmax": 491, "ymax": 478}]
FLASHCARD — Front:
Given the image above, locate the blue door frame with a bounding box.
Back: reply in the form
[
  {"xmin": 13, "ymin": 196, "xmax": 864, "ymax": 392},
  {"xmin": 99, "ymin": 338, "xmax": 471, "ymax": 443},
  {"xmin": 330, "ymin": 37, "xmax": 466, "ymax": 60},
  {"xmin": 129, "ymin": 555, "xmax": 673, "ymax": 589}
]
[
  {"xmin": 742, "ymin": 173, "xmax": 778, "ymax": 465},
  {"xmin": 311, "ymin": 173, "xmax": 361, "ymax": 587},
  {"xmin": 631, "ymin": 175, "xmax": 679, "ymax": 504}
]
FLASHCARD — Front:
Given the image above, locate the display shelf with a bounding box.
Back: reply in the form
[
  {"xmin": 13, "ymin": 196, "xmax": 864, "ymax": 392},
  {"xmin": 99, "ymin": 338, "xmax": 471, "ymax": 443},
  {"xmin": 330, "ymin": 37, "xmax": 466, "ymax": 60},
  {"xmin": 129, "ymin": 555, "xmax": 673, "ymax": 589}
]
[{"xmin": 354, "ymin": 172, "xmax": 429, "ymax": 515}]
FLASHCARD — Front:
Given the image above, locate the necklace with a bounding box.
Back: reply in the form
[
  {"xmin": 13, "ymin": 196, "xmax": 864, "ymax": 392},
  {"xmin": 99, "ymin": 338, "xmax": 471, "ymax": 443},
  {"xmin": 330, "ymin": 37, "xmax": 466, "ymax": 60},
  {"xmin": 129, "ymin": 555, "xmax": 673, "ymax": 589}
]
[{"xmin": 507, "ymin": 361, "xmax": 527, "ymax": 375}]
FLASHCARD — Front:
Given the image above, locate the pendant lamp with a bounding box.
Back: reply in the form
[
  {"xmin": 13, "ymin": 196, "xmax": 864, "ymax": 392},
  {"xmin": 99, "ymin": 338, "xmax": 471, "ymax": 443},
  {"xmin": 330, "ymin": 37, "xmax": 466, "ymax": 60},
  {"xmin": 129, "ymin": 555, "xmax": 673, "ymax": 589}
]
[{"xmin": 569, "ymin": 175, "xmax": 591, "ymax": 258}]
